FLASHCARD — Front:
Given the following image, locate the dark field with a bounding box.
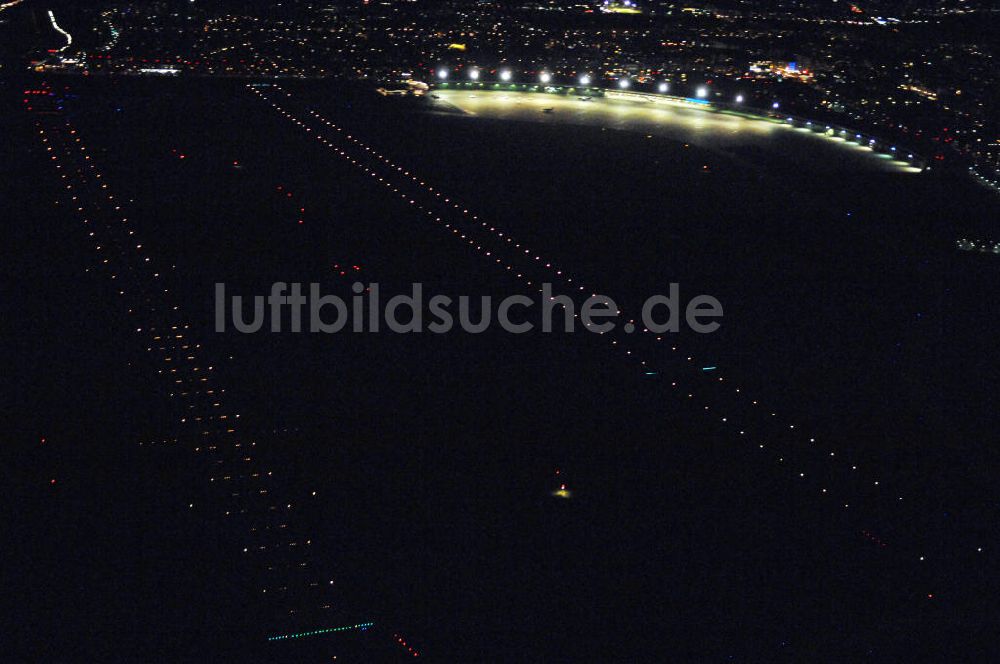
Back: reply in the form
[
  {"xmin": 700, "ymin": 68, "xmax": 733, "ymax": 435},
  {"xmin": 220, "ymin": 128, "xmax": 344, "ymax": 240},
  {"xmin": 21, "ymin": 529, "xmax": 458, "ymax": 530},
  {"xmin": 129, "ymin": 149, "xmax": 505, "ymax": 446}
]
[{"xmin": 4, "ymin": 76, "xmax": 1000, "ymax": 661}]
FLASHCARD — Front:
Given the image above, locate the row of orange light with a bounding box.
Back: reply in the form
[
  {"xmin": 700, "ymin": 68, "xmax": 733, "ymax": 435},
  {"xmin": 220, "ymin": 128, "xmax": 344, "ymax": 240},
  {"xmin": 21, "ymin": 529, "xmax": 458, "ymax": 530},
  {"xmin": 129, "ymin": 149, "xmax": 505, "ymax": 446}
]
[{"xmin": 394, "ymin": 632, "xmax": 421, "ymax": 658}]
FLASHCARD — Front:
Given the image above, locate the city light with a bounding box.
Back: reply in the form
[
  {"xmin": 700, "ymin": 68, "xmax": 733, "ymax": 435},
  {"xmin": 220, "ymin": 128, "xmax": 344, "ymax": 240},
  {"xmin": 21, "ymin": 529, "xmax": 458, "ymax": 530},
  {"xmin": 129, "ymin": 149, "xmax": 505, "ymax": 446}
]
[
  {"xmin": 695, "ymin": 86, "xmax": 708, "ymax": 98},
  {"xmin": 658, "ymin": 82, "xmax": 669, "ymax": 93},
  {"xmin": 468, "ymin": 68, "xmax": 480, "ymax": 80},
  {"xmin": 618, "ymin": 78, "xmax": 630, "ymax": 89},
  {"xmin": 437, "ymin": 68, "xmax": 449, "ymax": 80},
  {"xmin": 500, "ymin": 69, "xmax": 512, "ymax": 82},
  {"xmin": 735, "ymin": 94, "xmax": 744, "ymax": 103},
  {"xmin": 539, "ymin": 71, "xmax": 552, "ymax": 84},
  {"xmin": 772, "ymin": 101, "xmax": 780, "ymax": 109},
  {"xmin": 579, "ymin": 74, "xmax": 591, "ymax": 86}
]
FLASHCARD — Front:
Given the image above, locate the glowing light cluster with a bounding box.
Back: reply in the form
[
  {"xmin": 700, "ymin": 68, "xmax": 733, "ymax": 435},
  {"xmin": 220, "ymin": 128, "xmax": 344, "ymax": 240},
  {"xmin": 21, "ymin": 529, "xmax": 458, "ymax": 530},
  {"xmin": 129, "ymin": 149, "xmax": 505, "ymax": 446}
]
[{"xmin": 956, "ymin": 237, "xmax": 1000, "ymax": 255}]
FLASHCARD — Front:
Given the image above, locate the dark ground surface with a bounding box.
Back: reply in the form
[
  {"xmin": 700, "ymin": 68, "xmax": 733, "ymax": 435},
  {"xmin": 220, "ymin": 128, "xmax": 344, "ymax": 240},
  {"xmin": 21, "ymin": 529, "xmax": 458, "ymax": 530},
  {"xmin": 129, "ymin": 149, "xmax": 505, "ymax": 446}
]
[{"xmin": 3, "ymin": 74, "xmax": 1000, "ymax": 661}]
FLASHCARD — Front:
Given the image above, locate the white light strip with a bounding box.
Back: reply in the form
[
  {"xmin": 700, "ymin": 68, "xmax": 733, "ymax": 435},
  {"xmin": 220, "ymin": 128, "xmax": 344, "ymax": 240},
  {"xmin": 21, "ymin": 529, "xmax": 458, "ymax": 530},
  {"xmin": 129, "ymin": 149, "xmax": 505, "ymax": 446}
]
[{"xmin": 47, "ymin": 9, "xmax": 72, "ymax": 52}]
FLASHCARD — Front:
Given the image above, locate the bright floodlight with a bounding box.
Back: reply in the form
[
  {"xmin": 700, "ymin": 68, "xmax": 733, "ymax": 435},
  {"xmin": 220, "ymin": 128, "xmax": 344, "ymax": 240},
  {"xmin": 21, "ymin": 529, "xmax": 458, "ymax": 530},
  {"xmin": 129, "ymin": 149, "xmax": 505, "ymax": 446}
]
[
  {"xmin": 772, "ymin": 101, "xmax": 780, "ymax": 109},
  {"xmin": 539, "ymin": 71, "xmax": 552, "ymax": 84},
  {"xmin": 579, "ymin": 74, "xmax": 591, "ymax": 86},
  {"xmin": 468, "ymin": 68, "xmax": 480, "ymax": 80},
  {"xmin": 500, "ymin": 69, "xmax": 512, "ymax": 81},
  {"xmin": 735, "ymin": 94, "xmax": 744, "ymax": 103},
  {"xmin": 658, "ymin": 82, "xmax": 669, "ymax": 93},
  {"xmin": 437, "ymin": 68, "xmax": 449, "ymax": 80},
  {"xmin": 618, "ymin": 78, "xmax": 630, "ymax": 89},
  {"xmin": 695, "ymin": 86, "xmax": 708, "ymax": 98}
]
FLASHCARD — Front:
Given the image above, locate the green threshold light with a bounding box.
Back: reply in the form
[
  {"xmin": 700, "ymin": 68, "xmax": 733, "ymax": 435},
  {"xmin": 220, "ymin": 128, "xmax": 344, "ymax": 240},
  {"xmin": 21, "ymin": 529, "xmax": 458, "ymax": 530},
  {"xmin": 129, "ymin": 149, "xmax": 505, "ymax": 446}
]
[{"xmin": 267, "ymin": 621, "xmax": 375, "ymax": 641}]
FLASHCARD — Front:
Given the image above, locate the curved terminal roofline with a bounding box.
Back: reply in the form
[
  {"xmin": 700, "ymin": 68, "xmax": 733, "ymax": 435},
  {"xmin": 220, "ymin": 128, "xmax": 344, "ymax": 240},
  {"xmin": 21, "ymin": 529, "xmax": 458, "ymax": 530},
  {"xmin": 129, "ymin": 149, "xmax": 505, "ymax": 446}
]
[{"xmin": 428, "ymin": 80, "xmax": 927, "ymax": 171}]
